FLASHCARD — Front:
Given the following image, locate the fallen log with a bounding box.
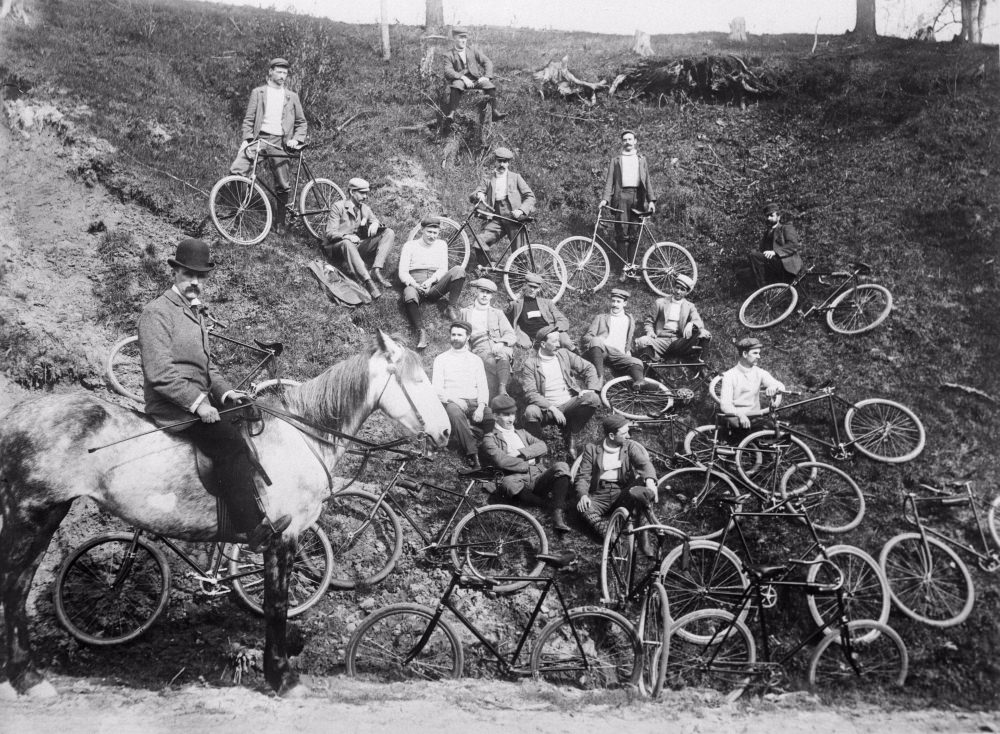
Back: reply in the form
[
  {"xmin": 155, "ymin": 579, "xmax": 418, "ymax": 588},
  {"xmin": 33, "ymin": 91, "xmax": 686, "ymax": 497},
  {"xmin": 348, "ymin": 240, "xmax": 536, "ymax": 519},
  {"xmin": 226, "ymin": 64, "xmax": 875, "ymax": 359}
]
[
  {"xmin": 533, "ymin": 56, "xmax": 608, "ymax": 105},
  {"xmin": 611, "ymin": 54, "xmax": 780, "ymax": 106}
]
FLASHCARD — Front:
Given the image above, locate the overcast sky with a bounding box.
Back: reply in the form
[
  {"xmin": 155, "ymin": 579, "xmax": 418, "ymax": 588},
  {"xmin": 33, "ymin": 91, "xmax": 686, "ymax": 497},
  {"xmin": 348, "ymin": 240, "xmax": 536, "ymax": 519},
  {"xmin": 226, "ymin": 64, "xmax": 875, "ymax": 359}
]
[{"xmin": 207, "ymin": 0, "xmax": 998, "ymax": 42}]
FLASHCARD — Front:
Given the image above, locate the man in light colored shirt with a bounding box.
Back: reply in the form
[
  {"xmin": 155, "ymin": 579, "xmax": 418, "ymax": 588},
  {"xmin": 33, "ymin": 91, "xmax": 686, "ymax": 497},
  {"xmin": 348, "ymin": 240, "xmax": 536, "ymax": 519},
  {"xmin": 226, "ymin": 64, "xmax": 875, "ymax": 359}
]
[
  {"xmin": 470, "ymin": 147, "xmax": 535, "ymax": 264},
  {"xmin": 719, "ymin": 337, "xmax": 785, "ymax": 438},
  {"xmin": 581, "ymin": 287, "xmax": 645, "ymax": 387},
  {"xmin": 634, "ymin": 273, "xmax": 712, "ymax": 362},
  {"xmin": 432, "ymin": 320, "xmax": 492, "ymax": 467},
  {"xmin": 442, "ymin": 26, "xmax": 505, "ymax": 124},
  {"xmin": 320, "ymin": 177, "xmax": 395, "ymax": 298},
  {"xmin": 229, "ymin": 57, "xmax": 307, "ymax": 235},
  {"xmin": 599, "ymin": 130, "xmax": 657, "ymax": 260},
  {"xmin": 459, "ymin": 277, "xmax": 516, "ymax": 397},
  {"xmin": 398, "ymin": 216, "xmax": 468, "ymax": 349}
]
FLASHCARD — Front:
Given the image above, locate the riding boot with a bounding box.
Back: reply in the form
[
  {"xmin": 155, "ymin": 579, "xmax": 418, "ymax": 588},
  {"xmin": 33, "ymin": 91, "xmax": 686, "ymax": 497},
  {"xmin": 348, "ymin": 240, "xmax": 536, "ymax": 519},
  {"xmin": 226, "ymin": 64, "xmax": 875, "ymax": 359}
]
[
  {"xmin": 552, "ymin": 509, "xmax": 570, "ymax": 533},
  {"xmin": 247, "ymin": 513, "xmax": 293, "ymax": 553},
  {"xmin": 274, "ymin": 191, "xmax": 289, "ymax": 234}
]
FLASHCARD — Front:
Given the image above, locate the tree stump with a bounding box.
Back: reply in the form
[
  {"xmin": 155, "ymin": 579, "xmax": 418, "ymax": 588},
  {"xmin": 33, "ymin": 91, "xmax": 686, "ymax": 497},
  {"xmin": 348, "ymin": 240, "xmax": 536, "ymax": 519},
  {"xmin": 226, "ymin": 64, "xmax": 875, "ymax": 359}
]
[
  {"xmin": 729, "ymin": 17, "xmax": 747, "ymax": 43},
  {"xmin": 631, "ymin": 30, "xmax": 654, "ymax": 57}
]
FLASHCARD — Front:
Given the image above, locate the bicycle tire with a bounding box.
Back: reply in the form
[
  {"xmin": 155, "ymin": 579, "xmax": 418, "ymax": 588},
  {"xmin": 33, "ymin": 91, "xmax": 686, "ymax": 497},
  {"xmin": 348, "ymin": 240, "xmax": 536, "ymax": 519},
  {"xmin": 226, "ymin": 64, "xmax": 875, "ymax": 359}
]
[
  {"xmin": 449, "ymin": 505, "xmax": 548, "ymax": 594},
  {"xmin": 680, "ymin": 424, "xmax": 719, "ymax": 466},
  {"xmin": 406, "ymin": 216, "xmax": 471, "ymax": 271},
  {"xmin": 989, "ymin": 496, "xmax": 1000, "ymax": 551},
  {"xmin": 530, "ymin": 606, "xmax": 642, "ymax": 690},
  {"xmin": 733, "ymin": 430, "xmax": 816, "ymax": 495},
  {"xmin": 298, "ymin": 177, "xmax": 345, "ymax": 240},
  {"xmin": 826, "ymin": 284, "xmax": 893, "ymax": 335},
  {"xmin": 844, "ymin": 398, "xmax": 926, "ymax": 464},
  {"xmin": 806, "ymin": 545, "xmax": 890, "ymax": 640},
  {"xmin": 659, "ymin": 540, "xmax": 749, "ymax": 631},
  {"xmin": 228, "ymin": 524, "xmax": 334, "ymax": 618},
  {"xmin": 599, "ymin": 507, "xmax": 633, "ymax": 606},
  {"xmin": 344, "ymin": 603, "xmax": 464, "ymax": 681},
  {"xmin": 779, "ymin": 462, "xmax": 865, "ymax": 534},
  {"xmin": 637, "ymin": 582, "xmax": 671, "ymax": 697},
  {"xmin": 879, "ymin": 533, "xmax": 974, "ymax": 628},
  {"xmin": 738, "ymin": 283, "xmax": 799, "ymax": 329},
  {"xmin": 209, "ymin": 175, "xmax": 272, "ymax": 245},
  {"xmin": 554, "ymin": 235, "xmax": 610, "ymax": 293},
  {"xmin": 600, "ymin": 375, "xmax": 674, "ymax": 420},
  {"xmin": 807, "ymin": 620, "xmax": 908, "ymax": 689},
  {"xmin": 503, "ymin": 244, "xmax": 567, "ymax": 303},
  {"xmin": 641, "ymin": 241, "xmax": 698, "ymax": 297},
  {"xmin": 53, "ymin": 532, "xmax": 171, "ymax": 646},
  {"xmin": 708, "ymin": 374, "xmax": 723, "ymax": 405},
  {"xmin": 664, "ymin": 608, "xmax": 757, "ymax": 693},
  {"xmin": 656, "ymin": 468, "xmax": 741, "ymax": 541},
  {"xmin": 318, "ymin": 489, "xmax": 402, "ymax": 590},
  {"xmin": 251, "ymin": 378, "xmax": 302, "ymax": 400},
  {"xmin": 105, "ymin": 335, "xmax": 144, "ymax": 403}
]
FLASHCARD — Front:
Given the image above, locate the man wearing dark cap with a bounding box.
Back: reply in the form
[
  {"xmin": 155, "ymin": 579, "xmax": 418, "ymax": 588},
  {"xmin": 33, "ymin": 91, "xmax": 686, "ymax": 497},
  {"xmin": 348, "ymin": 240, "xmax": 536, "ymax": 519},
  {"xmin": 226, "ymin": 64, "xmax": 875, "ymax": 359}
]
[
  {"xmin": 460, "ymin": 277, "xmax": 516, "ymax": 397},
  {"xmin": 634, "ymin": 273, "xmax": 712, "ymax": 361},
  {"xmin": 480, "ymin": 395, "xmax": 571, "ymax": 532},
  {"xmin": 470, "ymin": 147, "xmax": 535, "ymax": 264},
  {"xmin": 599, "ymin": 130, "xmax": 656, "ymax": 261},
  {"xmin": 138, "ymin": 239, "xmax": 291, "ymax": 549},
  {"xmin": 747, "ymin": 202, "xmax": 803, "ymax": 288},
  {"xmin": 518, "ymin": 324, "xmax": 601, "ymax": 458},
  {"xmin": 574, "ymin": 414, "xmax": 658, "ymax": 538},
  {"xmin": 719, "ymin": 337, "xmax": 786, "ymax": 438},
  {"xmin": 431, "ymin": 320, "xmax": 492, "ymax": 467},
  {"xmin": 398, "ymin": 216, "xmax": 468, "ymax": 349},
  {"xmin": 320, "ymin": 177, "xmax": 395, "ymax": 299},
  {"xmin": 581, "ymin": 287, "xmax": 645, "ymax": 387},
  {"xmin": 443, "ymin": 26, "xmax": 505, "ymax": 123},
  {"xmin": 229, "ymin": 57, "xmax": 307, "ymax": 235},
  {"xmin": 506, "ymin": 272, "xmax": 575, "ymax": 350}
]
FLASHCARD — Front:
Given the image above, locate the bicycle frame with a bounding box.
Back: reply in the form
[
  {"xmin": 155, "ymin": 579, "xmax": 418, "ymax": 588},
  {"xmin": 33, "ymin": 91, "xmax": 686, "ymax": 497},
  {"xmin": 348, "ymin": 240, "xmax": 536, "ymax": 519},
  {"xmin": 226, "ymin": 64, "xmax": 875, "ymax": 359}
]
[
  {"xmin": 761, "ymin": 389, "xmax": 860, "ymax": 460},
  {"xmin": 588, "ymin": 207, "xmax": 658, "ymax": 267},
  {"xmin": 117, "ymin": 529, "xmax": 259, "ymax": 591},
  {"xmin": 607, "ymin": 520, "xmax": 689, "ymax": 608},
  {"xmin": 453, "ymin": 205, "xmax": 534, "ymax": 273},
  {"xmin": 904, "ymin": 485, "xmax": 1000, "ymax": 572},
  {"xmin": 244, "ymin": 138, "xmax": 316, "ymax": 215},
  {"xmin": 786, "ymin": 266, "xmax": 864, "ymax": 321}
]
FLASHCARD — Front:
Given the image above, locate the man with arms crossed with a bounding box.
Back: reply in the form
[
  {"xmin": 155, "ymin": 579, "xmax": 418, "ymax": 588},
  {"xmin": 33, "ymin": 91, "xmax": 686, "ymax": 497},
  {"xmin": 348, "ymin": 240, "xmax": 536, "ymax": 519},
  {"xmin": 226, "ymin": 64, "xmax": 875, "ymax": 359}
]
[{"xmin": 432, "ymin": 321, "xmax": 492, "ymax": 468}]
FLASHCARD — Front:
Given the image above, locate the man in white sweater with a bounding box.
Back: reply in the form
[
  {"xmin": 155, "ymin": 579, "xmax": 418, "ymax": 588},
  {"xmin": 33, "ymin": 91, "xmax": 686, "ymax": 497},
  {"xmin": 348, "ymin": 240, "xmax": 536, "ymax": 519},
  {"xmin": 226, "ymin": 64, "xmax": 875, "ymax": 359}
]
[{"xmin": 432, "ymin": 321, "xmax": 493, "ymax": 467}]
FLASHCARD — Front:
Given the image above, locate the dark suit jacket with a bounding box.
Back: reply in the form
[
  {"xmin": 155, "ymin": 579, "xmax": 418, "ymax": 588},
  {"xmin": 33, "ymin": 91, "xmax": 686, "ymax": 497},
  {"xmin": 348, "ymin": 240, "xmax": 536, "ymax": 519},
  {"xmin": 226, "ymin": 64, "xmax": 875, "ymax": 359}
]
[
  {"xmin": 760, "ymin": 222, "xmax": 803, "ymax": 276},
  {"xmin": 443, "ymin": 46, "xmax": 494, "ymax": 86},
  {"xmin": 240, "ymin": 85, "xmax": 307, "ymax": 143},
  {"xmin": 138, "ymin": 289, "xmax": 233, "ymax": 428},
  {"xmin": 602, "ymin": 153, "xmax": 656, "ymax": 208},
  {"xmin": 480, "ymin": 428, "xmax": 549, "ymax": 473},
  {"xmin": 471, "ymin": 172, "xmax": 536, "ymax": 215},
  {"xmin": 506, "ymin": 296, "xmax": 570, "ymax": 348},
  {"xmin": 573, "ymin": 439, "xmax": 656, "ymax": 499},
  {"xmin": 518, "ymin": 349, "xmax": 600, "ymax": 409}
]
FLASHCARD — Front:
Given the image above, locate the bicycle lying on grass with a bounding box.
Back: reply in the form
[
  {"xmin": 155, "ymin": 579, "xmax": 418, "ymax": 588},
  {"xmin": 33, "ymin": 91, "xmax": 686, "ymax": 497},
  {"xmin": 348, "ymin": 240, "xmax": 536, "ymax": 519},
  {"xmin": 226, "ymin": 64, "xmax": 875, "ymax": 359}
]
[
  {"xmin": 600, "ymin": 349, "xmax": 720, "ymax": 420},
  {"xmin": 344, "ymin": 550, "xmax": 642, "ymax": 689},
  {"xmin": 739, "ymin": 261, "xmax": 893, "ymax": 335},
  {"xmin": 53, "ymin": 524, "xmax": 333, "ymax": 645},
  {"xmin": 879, "ymin": 480, "xmax": 1000, "ymax": 628}
]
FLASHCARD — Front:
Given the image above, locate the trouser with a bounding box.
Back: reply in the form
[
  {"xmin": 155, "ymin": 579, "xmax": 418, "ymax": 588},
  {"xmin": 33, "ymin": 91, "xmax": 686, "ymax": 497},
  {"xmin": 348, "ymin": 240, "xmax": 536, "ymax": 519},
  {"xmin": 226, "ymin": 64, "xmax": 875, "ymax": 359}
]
[
  {"xmin": 579, "ymin": 480, "xmax": 648, "ymax": 535},
  {"xmin": 477, "ymin": 199, "xmax": 524, "ymax": 262},
  {"xmin": 582, "ymin": 341, "xmax": 644, "ymax": 384},
  {"xmin": 183, "ymin": 417, "xmax": 262, "ymax": 533},
  {"xmin": 635, "ymin": 331, "xmax": 712, "ymax": 362},
  {"xmin": 470, "ymin": 340, "xmax": 513, "ymax": 393},
  {"xmin": 523, "ymin": 392, "xmax": 601, "ymax": 439},
  {"xmin": 322, "ymin": 228, "xmax": 396, "ymax": 280},
  {"xmin": 229, "ymin": 133, "xmax": 291, "ymax": 223},
  {"xmin": 495, "ymin": 463, "xmax": 571, "ymax": 509},
  {"xmin": 612, "ymin": 187, "xmax": 642, "ymax": 258},
  {"xmin": 747, "ymin": 251, "xmax": 795, "ymax": 288},
  {"xmin": 445, "ymin": 83, "xmax": 499, "ymax": 117},
  {"xmin": 401, "ymin": 266, "xmax": 467, "ymax": 329},
  {"xmin": 443, "ymin": 399, "xmax": 494, "ymax": 456}
]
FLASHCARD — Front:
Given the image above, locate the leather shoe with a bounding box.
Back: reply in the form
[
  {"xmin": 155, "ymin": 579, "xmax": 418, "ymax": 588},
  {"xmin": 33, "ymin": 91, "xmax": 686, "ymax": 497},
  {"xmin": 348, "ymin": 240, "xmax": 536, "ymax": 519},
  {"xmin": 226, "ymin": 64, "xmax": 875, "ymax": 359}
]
[
  {"xmin": 416, "ymin": 329, "xmax": 429, "ymax": 350},
  {"xmin": 552, "ymin": 509, "xmax": 570, "ymax": 533},
  {"xmin": 491, "ymin": 110, "xmax": 508, "ymax": 121},
  {"xmin": 273, "ymin": 222, "xmax": 288, "ymax": 236},
  {"xmin": 364, "ymin": 279, "xmax": 382, "ymax": 299},
  {"xmin": 371, "ymin": 268, "xmax": 392, "ymax": 287},
  {"xmin": 246, "ymin": 513, "xmax": 293, "ymax": 552},
  {"xmin": 445, "ymin": 305, "xmax": 462, "ymax": 322},
  {"xmin": 465, "ymin": 453, "xmax": 480, "ymax": 469},
  {"xmin": 564, "ymin": 433, "xmax": 578, "ymax": 459}
]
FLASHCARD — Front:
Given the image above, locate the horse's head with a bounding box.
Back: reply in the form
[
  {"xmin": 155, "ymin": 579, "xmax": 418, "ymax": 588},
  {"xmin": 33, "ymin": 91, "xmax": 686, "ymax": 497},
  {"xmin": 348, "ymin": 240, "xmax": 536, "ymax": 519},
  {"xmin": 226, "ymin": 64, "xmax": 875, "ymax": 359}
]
[{"xmin": 371, "ymin": 330, "xmax": 450, "ymax": 448}]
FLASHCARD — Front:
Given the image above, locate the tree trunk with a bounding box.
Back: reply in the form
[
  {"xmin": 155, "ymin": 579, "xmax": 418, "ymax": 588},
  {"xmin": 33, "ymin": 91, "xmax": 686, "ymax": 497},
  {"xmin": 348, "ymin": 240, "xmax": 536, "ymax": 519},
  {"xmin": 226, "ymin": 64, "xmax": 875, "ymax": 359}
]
[
  {"xmin": 380, "ymin": 0, "xmax": 391, "ymax": 61},
  {"xmin": 854, "ymin": 0, "xmax": 878, "ymax": 39},
  {"xmin": 960, "ymin": 0, "xmax": 973, "ymax": 41},
  {"xmin": 729, "ymin": 17, "xmax": 747, "ymax": 43},
  {"xmin": 974, "ymin": 0, "xmax": 989, "ymax": 42},
  {"xmin": 425, "ymin": 0, "xmax": 444, "ymax": 31},
  {"xmin": 631, "ymin": 30, "xmax": 654, "ymax": 57}
]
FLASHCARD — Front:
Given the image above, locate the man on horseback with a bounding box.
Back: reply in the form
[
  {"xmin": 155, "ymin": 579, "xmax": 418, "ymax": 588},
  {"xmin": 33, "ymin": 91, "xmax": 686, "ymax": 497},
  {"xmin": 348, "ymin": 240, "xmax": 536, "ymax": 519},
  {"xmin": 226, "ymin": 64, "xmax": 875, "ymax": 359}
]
[{"xmin": 138, "ymin": 238, "xmax": 291, "ymax": 549}]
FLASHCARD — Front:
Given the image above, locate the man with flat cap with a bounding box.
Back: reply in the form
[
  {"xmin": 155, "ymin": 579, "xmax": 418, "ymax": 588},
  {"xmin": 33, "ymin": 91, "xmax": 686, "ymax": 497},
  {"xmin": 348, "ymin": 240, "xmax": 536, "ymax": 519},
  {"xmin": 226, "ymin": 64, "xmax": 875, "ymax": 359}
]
[
  {"xmin": 574, "ymin": 414, "xmax": 658, "ymax": 539},
  {"xmin": 321, "ymin": 177, "xmax": 395, "ymax": 299},
  {"xmin": 518, "ymin": 324, "xmax": 601, "ymax": 458},
  {"xmin": 747, "ymin": 202, "xmax": 803, "ymax": 288},
  {"xmin": 138, "ymin": 239, "xmax": 291, "ymax": 549},
  {"xmin": 229, "ymin": 56, "xmax": 307, "ymax": 235},
  {"xmin": 506, "ymin": 272, "xmax": 575, "ymax": 351},
  {"xmin": 480, "ymin": 394, "xmax": 571, "ymax": 532},
  {"xmin": 431, "ymin": 320, "xmax": 493, "ymax": 467},
  {"xmin": 459, "ymin": 277, "xmax": 516, "ymax": 397},
  {"xmin": 719, "ymin": 336, "xmax": 786, "ymax": 441},
  {"xmin": 470, "ymin": 147, "xmax": 534, "ymax": 264},
  {"xmin": 581, "ymin": 287, "xmax": 646, "ymax": 387},
  {"xmin": 398, "ymin": 216, "xmax": 468, "ymax": 350},
  {"xmin": 443, "ymin": 26, "xmax": 505, "ymax": 123},
  {"xmin": 599, "ymin": 129, "xmax": 656, "ymax": 261},
  {"xmin": 633, "ymin": 273, "xmax": 712, "ymax": 362}
]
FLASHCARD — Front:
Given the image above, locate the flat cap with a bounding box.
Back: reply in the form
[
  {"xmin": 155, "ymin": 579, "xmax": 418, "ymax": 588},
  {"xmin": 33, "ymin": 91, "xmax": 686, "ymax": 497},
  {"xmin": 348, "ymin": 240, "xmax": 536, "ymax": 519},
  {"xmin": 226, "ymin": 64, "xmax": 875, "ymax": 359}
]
[
  {"xmin": 347, "ymin": 177, "xmax": 370, "ymax": 191},
  {"xmin": 523, "ymin": 272, "xmax": 545, "ymax": 286},
  {"xmin": 621, "ymin": 129, "xmax": 636, "ymax": 138},
  {"xmin": 450, "ymin": 320, "xmax": 473, "ymax": 334},
  {"xmin": 762, "ymin": 202, "xmax": 781, "ymax": 215},
  {"xmin": 269, "ymin": 57, "xmax": 290, "ymax": 69},
  {"xmin": 451, "ymin": 25, "xmax": 469, "ymax": 36},
  {"xmin": 493, "ymin": 147, "xmax": 514, "ymax": 161},
  {"xmin": 674, "ymin": 273, "xmax": 694, "ymax": 291},
  {"xmin": 470, "ymin": 277, "xmax": 498, "ymax": 293},
  {"xmin": 535, "ymin": 324, "xmax": 559, "ymax": 342},
  {"xmin": 602, "ymin": 414, "xmax": 630, "ymax": 434},
  {"xmin": 610, "ymin": 287, "xmax": 630, "ymax": 300},
  {"xmin": 736, "ymin": 337, "xmax": 763, "ymax": 352},
  {"xmin": 420, "ymin": 215, "xmax": 441, "ymax": 228},
  {"xmin": 490, "ymin": 394, "xmax": 517, "ymax": 413}
]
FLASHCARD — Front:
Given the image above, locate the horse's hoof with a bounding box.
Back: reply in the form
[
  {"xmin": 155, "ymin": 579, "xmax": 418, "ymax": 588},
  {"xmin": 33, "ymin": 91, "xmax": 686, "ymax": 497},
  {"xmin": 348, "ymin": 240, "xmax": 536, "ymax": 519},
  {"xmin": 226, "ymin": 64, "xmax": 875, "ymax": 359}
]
[
  {"xmin": 25, "ymin": 680, "xmax": 58, "ymax": 699},
  {"xmin": 278, "ymin": 681, "xmax": 310, "ymax": 699},
  {"xmin": 0, "ymin": 681, "xmax": 18, "ymax": 701}
]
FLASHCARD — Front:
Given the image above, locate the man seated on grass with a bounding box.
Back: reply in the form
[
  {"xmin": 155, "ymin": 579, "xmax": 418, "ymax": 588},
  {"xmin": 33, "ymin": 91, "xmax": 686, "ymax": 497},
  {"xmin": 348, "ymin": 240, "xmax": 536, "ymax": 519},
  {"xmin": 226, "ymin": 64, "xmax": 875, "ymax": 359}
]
[
  {"xmin": 320, "ymin": 177, "xmax": 394, "ymax": 300},
  {"xmin": 459, "ymin": 277, "xmax": 516, "ymax": 397},
  {"xmin": 432, "ymin": 321, "xmax": 492, "ymax": 469},
  {"xmin": 633, "ymin": 273, "xmax": 712, "ymax": 363},
  {"xmin": 442, "ymin": 26, "xmax": 506, "ymax": 124},
  {"xmin": 506, "ymin": 273, "xmax": 575, "ymax": 351},
  {"xmin": 746, "ymin": 202, "xmax": 803, "ymax": 288},
  {"xmin": 581, "ymin": 287, "xmax": 646, "ymax": 388},
  {"xmin": 719, "ymin": 336, "xmax": 785, "ymax": 442}
]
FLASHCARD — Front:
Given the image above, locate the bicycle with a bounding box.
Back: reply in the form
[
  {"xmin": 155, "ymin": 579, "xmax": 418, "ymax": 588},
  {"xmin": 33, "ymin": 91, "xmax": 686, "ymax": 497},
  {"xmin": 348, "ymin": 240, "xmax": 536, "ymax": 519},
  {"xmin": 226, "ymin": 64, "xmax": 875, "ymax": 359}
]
[
  {"xmin": 209, "ymin": 138, "xmax": 345, "ymax": 245},
  {"xmin": 317, "ymin": 449, "xmax": 549, "ymax": 595},
  {"xmin": 53, "ymin": 524, "xmax": 333, "ymax": 645},
  {"xmin": 879, "ymin": 480, "xmax": 1000, "ymax": 628},
  {"xmin": 344, "ymin": 550, "xmax": 642, "ymax": 690},
  {"xmin": 410, "ymin": 205, "xmax": 567, "ymax": 302},
  {"xmin": 739, "ymin": 261, "xmax": 893, "ymax": 335},
  {"xmin": 600, "ymin": 351, "xmax": 722, "ymax": 420},
  {"xmin": 554, "ymin": 204, "xmax": 697, "ymax": 296}
]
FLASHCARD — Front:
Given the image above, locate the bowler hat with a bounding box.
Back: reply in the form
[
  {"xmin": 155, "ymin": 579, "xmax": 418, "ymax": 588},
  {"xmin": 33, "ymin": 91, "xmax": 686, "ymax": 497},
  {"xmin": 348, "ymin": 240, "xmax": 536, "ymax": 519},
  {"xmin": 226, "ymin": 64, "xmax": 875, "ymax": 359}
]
[
  {"xmin": 523, "ymin": 272, "xmax": 545, "ymax": 286},
  {"xmin": 610, "ymin": 287, "xmax": 630, "ymax": 300},
  {"xmin": 168, "ymin": 238, "xmax": 215, "ymax": 273},
  {"xmin": 269, "ymin": 57, "xmax": 290, "ymax": 69},
  {"xmin": 420, "ymin": 215, "xmax": 441, "ymax": 228},
  {"xmin": 494, "ymin": 147, "xmax": 514, "ymax": 161},
  {"xmin": 535, "ymin": 324, "xmax": 559, "ymax": 342},
  {"xmin": 736, "ymin": 337, "xmax": 763, "ymax": 352},
  {"xmin": 347, "ymin": 177, "xmax": 370, "ymax": 191},
  {"xmin": 450, "ymin": 320, "xmax": 473, "ymax": 335},
  {"xmin": 470, "ymin": 277, "xmax": 498, "ymax": 293},
  {"xmin": 762, "ymin": 202, "xmax": 781, "ymax": 216},
  {"xmin": 602, "ymin": 414, "xmax": 630, "ymax": 434},
  {"xmin": 490, "ymin": 394, "xmax": 517, "ymax": 413}
]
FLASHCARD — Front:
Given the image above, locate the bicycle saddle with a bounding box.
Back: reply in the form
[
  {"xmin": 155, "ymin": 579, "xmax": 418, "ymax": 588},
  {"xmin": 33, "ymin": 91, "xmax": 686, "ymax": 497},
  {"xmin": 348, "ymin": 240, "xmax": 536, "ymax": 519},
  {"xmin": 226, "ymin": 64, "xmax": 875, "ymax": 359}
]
[
  {"xmin": 253, "ymin": 339, "xmax": 284, "ymax": 356},
  {"xmin": 745, "ymin": 564, "xmax": 787, "ymax": 582},
  {"xmin": 538, "ymin": 550, "xmax": 577, "ymax": 569},
  {"xmin": 848, "ymin": 261, "xmax": 872, "ymax": 274},
  {"xmin": 629, "ymin": 207, "xmax": 655, "ymax": 217}
]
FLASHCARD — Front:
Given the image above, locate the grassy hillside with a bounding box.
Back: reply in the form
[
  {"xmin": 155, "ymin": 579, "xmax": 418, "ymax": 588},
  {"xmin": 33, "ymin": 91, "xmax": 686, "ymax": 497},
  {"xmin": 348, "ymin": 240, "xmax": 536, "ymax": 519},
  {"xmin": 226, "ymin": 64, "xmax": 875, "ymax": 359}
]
[{"xmin": 2, "ymin": 0, "xmax": 999, "ymax": 706}]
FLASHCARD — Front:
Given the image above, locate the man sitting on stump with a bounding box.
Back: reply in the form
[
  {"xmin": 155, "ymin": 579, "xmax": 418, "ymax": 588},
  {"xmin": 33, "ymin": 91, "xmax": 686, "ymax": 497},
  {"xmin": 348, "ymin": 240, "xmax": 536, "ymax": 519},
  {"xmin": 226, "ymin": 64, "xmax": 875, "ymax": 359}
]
[{"xmin": 443, "ymin": 26, "xmax": 506, "ymax": 124}]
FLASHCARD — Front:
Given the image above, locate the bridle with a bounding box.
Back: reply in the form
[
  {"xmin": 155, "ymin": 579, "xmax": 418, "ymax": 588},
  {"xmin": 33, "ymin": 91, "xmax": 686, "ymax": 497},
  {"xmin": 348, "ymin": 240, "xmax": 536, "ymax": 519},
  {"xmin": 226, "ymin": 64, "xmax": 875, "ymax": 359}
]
[{"xmin": 374, "ymin": 359, "xmax": 427, "ymax": 432}]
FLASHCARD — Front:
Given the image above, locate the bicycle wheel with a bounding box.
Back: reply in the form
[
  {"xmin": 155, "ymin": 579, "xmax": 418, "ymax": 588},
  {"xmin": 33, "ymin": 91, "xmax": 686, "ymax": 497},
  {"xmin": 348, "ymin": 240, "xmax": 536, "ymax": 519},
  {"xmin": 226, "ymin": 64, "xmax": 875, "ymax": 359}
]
[
  {"xmin": 554, "ymin": 235, "xmax": 610, "ymax": 293},
  {"xmin": 734, "ymin": 430, "xmax": 816, "ymax": 495},
  {"xmin": 209, "ymin": 175, "xmax": 272, "ymax": 245},
  {"xmin": 407, "ymin": 216, "xmax": 470, "ymax": 271},
  {"xmin": 503, "ymin": 244, "xmax": 567, "ymax": 303},
  {"xmin": 806, "ymin": 545, "xmax": 890, "ymax": 638},
  {"xmin": 250, "ymin": 378, "xmax": 302, "ymax": 400},
  {"xmin": 656, "ymin": 468, "xmax": 741, "ymax": 541},
  {"xmin": 600, "ymin": 507, "xmax": 633, "ymax": 606},
  {"xmin": 318, "ymin": 489, "xmax": 402, "ymax": 590},
  {"xmin": 708, "ymin": 375, "xmax": 723, "ymax": 405},
  {"xmin": 298, "ymin": 177, "xmax": 345, "ymax": 240},
  {"xmin": 879, "ymin": 533, "xmax": 974, "ymax": 628},
  {"xmin": 738, "ymin": 283, "xmax": 799, "ymax": 329},
  {"xmin": 601, "ymin": 375, "xmax": 674, "ymax": 420},
  {"xmin": 641, "ymin": 241, "xmax": 698, "ymax": 297},
  {"xmin": 844, "ymin": 398, "xmax": 926, "ymax": 464},
  {"xmin": 450, "ymin": 505, "xmax": 548, "ymax": 594},
  {"xmin": 664, "ymin": 609, "xmax": 756, "ymax": 693},
  {"xmin": 105, "ymin": 335, "xmax": 143, "ymax": 403},
  {"xmin": 53, "ymin": 533, "xmax": 171, "ymax": 646},
  {"xmin": 530, "ymin": 606, "xmax": 642, "ymax": 690},
  {"xmin": 808, "ymin": 620, "xmax": 908, "ymax": 689},
  {"xmin": 229, "ymin": 524, "xmax": 334, "ymax": 618},
  {"xmin": 637, "ymin": 582, "xmax": 671, "ymax": 697},
  {"xmin": 344, "ymin": 603, "xmax": 464, "ymax": 681},
  {"xmin": 681, "ymin": 425, "xmax": 720, "ymax": 466},
  {"xmin": 826, "ymin": 284, "xmax": 893, "ymax": 335},
  {"xmin": 660, "ymin": 541, "xmax": 749, "ymax": 628},
  {"xmin": 779, "ymin": 462, "xmax": 865, "ymax": 534},
  {"xmin": 989, "ymin": 496, "xmax": 1000, "ymax": 550}
]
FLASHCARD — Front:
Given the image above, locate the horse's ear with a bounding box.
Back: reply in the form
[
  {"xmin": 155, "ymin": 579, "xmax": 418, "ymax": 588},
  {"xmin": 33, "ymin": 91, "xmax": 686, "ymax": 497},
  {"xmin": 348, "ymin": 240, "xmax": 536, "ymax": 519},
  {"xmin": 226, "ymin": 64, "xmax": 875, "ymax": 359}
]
[{"xmin": 376, "ymin": 329, "xmax": 406, "ymax": 364}]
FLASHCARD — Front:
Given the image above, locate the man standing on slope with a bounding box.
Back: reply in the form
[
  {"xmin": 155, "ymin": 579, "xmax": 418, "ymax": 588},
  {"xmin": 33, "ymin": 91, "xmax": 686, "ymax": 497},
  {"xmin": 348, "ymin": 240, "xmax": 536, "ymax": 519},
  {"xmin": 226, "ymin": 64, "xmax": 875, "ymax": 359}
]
[{"xmin": 599, "ymin": 130, "xmax": 656, "ymax": 262}]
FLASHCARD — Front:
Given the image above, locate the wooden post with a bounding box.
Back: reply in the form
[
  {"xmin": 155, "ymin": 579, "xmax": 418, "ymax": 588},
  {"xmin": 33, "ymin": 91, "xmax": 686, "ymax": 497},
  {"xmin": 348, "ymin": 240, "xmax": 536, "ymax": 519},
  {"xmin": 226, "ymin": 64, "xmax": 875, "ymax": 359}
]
[
  {"xmin": 380, "ymin": 0, "xmax": 391, "ymax": 61},
  {"xmin": 631, "ymin": 30, "xmax": 654, "ymax": 56},
  {"xmin": 729, "ymin": 17, "xmax": 747, "ymax": 43}
]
